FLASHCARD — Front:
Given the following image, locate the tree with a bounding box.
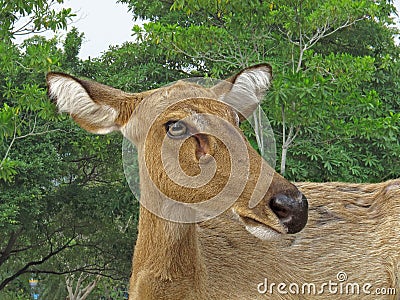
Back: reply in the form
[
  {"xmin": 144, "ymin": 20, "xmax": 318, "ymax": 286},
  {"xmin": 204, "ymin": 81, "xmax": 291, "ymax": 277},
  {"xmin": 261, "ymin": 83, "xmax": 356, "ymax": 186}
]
[
  {"xmin": 0, "ymin": 1, "xmax": 135, "ymax": 296},
  {"xmin": 61, "ymin": 27, "xmax": 85, "ymax": 73},
  {"xmin": 0, "ymin": 0, "xmax": 74, "ymax": 182},
  {"xmin": 1, "ymin": 115, "xmax": 136, "ymax": 294},
  {"xmin": 66, "ymin": 273, "xmax": 101, "ymax": 300},
  {"xmin": 78, "ymin": 41, "xmax": 193, "ymax": 92},
  {"xmin": 0, "ymin": 0, "xmax": 73, "ymax": 40},
  {"xmin": 0, "ymin": 0, "xmax": 75, "ymax": 182},
  {"xmin": 121, "ymin": 0, "xmax": 400, "ymax": 182}
]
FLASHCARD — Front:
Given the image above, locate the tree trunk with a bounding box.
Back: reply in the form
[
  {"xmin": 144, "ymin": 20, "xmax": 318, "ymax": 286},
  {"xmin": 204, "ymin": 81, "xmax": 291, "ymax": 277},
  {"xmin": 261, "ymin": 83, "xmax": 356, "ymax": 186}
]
[{"xmin": 66, "ymin": 273, "xmax": 100, "ymax": 300}]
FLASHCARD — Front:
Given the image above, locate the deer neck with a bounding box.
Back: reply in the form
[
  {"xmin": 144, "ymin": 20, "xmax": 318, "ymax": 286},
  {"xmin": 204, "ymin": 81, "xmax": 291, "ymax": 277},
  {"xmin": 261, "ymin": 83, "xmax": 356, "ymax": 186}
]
[
  {"xmin": 130, "ymin": 161, "xmax": 207, "ymax": 284},
  {"xmin": 130, "ymin": 202, "xmax": 208, "ymax": 299},
  {"xmin": 128, "ymin": 147, "xmax": 209, "ymax": 299},
  {"xmin": 132, "ymin": 205, "xmax": 204, "ymax": 278}
]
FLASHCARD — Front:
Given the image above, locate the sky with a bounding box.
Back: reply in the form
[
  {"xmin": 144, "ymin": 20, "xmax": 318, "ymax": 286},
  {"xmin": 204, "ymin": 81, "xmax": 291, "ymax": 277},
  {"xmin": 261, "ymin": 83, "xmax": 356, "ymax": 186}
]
[{"xmin": 63, "ymin": 0, "xmax": 136, "ymax": 59}]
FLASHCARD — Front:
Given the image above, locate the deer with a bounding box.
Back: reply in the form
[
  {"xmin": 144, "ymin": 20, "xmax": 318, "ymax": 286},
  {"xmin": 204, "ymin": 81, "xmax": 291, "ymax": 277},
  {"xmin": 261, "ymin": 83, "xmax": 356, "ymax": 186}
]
[{"xmin": 46, "ymin": 64, "xmax": 400, "ymax": 299}]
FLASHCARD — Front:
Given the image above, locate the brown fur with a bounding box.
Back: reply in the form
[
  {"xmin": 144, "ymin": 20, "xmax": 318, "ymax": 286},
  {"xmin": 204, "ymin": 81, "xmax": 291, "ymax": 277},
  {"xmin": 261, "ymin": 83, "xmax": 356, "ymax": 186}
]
[
  {"xmin": 46, "ymin": 67, "xmax": 399, "ymax": 300},
  {"xmin": 129, "ymin": 180, "xmax": 400, "ymax": 300}
]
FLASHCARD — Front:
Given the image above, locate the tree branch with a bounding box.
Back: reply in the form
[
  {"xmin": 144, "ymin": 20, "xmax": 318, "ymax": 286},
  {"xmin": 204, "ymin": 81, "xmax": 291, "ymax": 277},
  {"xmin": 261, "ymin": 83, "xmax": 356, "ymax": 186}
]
[
  {"xmin": 0, "ymin": 229, "xmax": 22, "ymax": 267},
  {"xmin": 1, "ymin": 115, "xmax": 62, "ymax": 171},
  {"xmin": 305, "ymin": 17, "xmax": 366, "ymax": 51},
  {"xmin": 0, "ymin": 118, "xmax": 17, "ymax": 169},
  {"xmin": 0, "ymin": 237, "xmax": 76, "ymax": 290}
]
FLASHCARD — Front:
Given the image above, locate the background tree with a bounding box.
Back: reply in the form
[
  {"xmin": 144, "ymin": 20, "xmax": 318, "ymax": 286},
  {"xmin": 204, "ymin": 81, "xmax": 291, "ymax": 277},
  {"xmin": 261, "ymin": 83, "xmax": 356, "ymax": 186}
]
[
  {"xmin": 0, "ymin": 0, "xmax": 74, "ymax": 181},
  {"xmin": 121, "ymin": 0, "xmax": 400, "ymax": 182},
  {"xmin": 0, "ymin": 0, "xmax": 73, "ymax": 40},
  {"xmin": 65, "ymin": 273, "xmax": 100, "ymax": 300},
  {"xmin": 0, "ymin": 1, "xmax": 135, "ymax": 297}
]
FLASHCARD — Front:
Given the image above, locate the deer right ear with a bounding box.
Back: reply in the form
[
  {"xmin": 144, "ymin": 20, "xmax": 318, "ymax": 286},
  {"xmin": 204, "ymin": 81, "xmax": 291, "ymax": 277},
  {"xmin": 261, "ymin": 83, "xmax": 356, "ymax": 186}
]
[
  {"xmin": 212, "ymin": 64, "xmax": 272, "ymax": 120},
  {"xmin": 46, "ymin": 72, "xmax": 141, "ymax": 134}
]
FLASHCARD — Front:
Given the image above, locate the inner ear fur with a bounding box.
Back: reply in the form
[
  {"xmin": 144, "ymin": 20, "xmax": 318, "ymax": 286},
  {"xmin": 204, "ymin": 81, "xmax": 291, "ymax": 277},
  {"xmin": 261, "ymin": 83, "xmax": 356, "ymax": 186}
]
[
  {"xmin": 212, "ymin": 64, "xmax": 272, "ymax": 121},
  {"xmin": 46, "ymin": 72, "xmax": 144, "ymax": 134}
]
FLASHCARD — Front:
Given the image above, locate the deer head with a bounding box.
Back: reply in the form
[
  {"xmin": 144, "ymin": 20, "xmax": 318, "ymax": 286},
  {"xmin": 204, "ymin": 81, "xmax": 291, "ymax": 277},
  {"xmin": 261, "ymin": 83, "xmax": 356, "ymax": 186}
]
[{"xmin": 46, "ymin": 64, "xmax": 308, "ymax": 238}]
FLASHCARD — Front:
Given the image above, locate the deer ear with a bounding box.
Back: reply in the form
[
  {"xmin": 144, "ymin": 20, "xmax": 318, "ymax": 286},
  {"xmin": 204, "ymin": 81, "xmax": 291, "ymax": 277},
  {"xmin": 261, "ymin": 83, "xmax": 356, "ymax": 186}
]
[
  {"xmin": 46, "ymin": 72, "xmax": 140, "ymax": 134},
  {"xmin": 213, "ymin": 64, "xmax": 272, "ymax": 120}
]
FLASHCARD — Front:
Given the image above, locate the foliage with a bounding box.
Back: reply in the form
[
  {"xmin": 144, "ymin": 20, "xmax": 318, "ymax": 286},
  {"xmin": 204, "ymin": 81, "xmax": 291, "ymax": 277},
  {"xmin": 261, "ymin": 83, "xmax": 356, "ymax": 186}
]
[
  {"xmin": 121, "ymin": 0, "xmax": 400, "ymax": 182},
  {"xmin": 0, "ymin": 1, "xmax": 135, "ymax": 297},
  {"xmin": 60, "ymin": 27, "xmax": 85, "ymax": 72},
  {"xmin": 0, "ymin": 0, "xmax": 74, "ymax": 40},
  {"xmin": 79, "ymin": 41, "xmax": 191, "ymax": 92}
]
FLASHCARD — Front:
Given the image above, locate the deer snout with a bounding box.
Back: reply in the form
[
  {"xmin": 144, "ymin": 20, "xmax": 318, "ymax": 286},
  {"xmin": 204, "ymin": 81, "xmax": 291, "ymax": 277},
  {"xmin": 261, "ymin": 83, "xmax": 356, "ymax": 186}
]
[{"xmin": 269, "ymin": 193, "xmax": 308, "ymax": 234}]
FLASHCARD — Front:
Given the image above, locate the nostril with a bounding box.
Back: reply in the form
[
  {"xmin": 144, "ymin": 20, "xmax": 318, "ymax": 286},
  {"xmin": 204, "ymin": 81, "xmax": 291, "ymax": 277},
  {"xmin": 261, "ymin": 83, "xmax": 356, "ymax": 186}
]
[
  {"xmin": 269, "ymin": 193, "xmax": 308, "ymax": 234},
  {"xmin": 269, "ymin": 196, "xmax": 291, "ymax": 220}
]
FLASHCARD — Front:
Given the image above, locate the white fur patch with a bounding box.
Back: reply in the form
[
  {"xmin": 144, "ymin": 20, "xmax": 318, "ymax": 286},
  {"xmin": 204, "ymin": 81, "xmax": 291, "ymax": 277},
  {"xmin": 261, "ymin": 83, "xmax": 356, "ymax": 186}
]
[
  {"xmin": 222, "ymin": 68, "xmax": 271, "ymax": 118},
  {"xmin": 245, "ymin": 224, "xmax": 281, "ymax": 241},
  {"xmin": 231, "ymin": 208, "xmax": 280, "ymax": 241},
  {"xmin": 48, "ymin": 75, "xmax": 119, "ymax": 133}
]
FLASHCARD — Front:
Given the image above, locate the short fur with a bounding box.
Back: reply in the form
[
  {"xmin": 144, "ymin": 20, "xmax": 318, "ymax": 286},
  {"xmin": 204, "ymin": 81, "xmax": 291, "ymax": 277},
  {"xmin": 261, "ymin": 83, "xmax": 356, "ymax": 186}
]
[{"xmin": 46, "ymin": 66, "xmax": 399, "ymax": 300}]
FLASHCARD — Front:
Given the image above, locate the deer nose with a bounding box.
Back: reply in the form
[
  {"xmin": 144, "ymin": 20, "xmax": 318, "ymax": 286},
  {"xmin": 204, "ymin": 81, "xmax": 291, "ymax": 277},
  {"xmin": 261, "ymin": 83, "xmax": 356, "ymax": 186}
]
[{"xmin": 269, "ymin": 193, "xmax": 308, "ymax": 234}]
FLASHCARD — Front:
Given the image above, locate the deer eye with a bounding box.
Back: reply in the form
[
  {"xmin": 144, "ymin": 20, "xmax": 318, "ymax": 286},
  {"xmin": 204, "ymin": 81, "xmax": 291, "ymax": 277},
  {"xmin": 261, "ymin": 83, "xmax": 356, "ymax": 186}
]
[{"xmin": 166, "ymin": 121, "xmax": 188, "ymax": 138}]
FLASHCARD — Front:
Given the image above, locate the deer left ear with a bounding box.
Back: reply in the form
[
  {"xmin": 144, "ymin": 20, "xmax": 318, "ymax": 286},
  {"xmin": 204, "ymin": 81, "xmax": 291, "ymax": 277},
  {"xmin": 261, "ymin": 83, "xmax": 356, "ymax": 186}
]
[
  {"xmin": 213, "ymin": 64, "xmax": 272, "ymax": 120},
  {"xmin": 46, "ymin": 72, "xmax": 141, "ymax": 134}
]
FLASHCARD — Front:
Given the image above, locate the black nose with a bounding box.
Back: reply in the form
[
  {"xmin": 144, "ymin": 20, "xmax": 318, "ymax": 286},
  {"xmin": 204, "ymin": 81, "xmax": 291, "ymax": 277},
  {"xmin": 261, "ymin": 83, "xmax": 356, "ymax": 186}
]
[{"xmin": 269, "ymin": 194, "xmax": 308, "ymax": 234}]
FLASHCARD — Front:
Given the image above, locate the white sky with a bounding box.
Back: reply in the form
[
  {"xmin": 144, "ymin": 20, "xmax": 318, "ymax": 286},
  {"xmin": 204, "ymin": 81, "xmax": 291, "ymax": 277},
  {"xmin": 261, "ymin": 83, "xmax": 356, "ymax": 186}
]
[
  {"xmin": 395, "ymin": 0, "xmax": 400, "ymax": 19},
  {"xmin": 64, "ymin": 0, "xmax": 135, "ymax": 59}
]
